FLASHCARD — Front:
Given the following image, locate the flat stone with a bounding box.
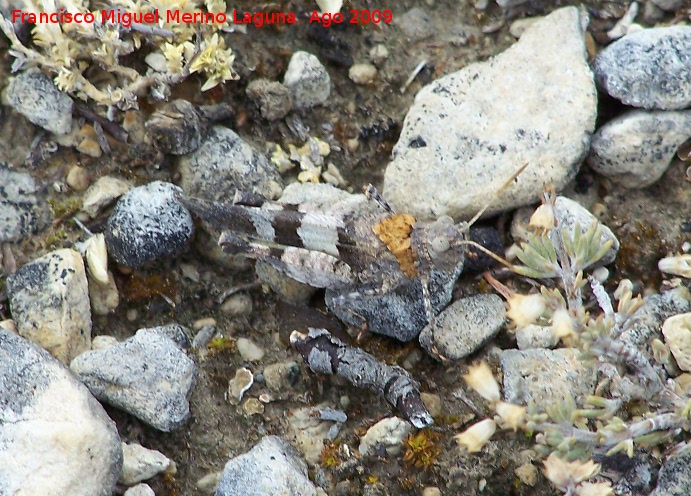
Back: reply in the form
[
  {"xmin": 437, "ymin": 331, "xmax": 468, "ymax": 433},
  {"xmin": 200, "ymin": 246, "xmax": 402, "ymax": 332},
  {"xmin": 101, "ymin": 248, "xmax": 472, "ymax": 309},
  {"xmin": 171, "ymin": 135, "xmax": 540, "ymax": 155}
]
[
  {"xmin": 120, "ymin": 442, "xmax": 171, "ymax": 486},
  {"xmin": 515, "ymin": 324, "xmax": 559, "ymax": 350},
  {"xmin": 419, "ymin": 294, "xmax": 505, "ymax": 361},
  {"xmin": 6, "ymin": 68, "xmax": 73, "ymax": 135},
  {"xmin": 383, "ymin": 7, "xmax": 596, "ymax": 220},
  {"xmin": 500, "ymin": 348, "xmax": 597, "ymax": 405},
  {"xmin": 396, "ymin": 8, "xmax": 435, "ymax": 41},
  {"xmin": 358, "ymin": 417, "xmax": 412, "ymax": 456},
  {"xmin": 0, "ymin": 328, "xmax": 122, "ymax": 496},
  {"xmin": 104, "ymin": 181, "xmax": 194, "ymax": 268},
  {"xmin": 282, "ymin": 51, "xmax": 331, "ymax": 110},
  {"xmin": 177, "ymin": 126, "xmax": 283, "ymax": 203},
  {"xmin": 588, "ymin": 110, "xmax": 691, "ymax": 188},
  {"xmin": 70, "ymin": 328, "xmax": 197, "ymax": 432},
  {"xmin": 215, "ymin": 436, "xmax": 316, "ymax": 496},
  {"xmin": 6, "ymin": 248, "xmax": 91, "ymax": 365},
  {"xmin": 236, "ymin": 338, "xmax": 265, "ymax": 362},
  {"xmin": 593, "ymin": 26, "xmax": 691, "ymax": 110},
  {"xmin": 0, "ymin": 162, "xmax": 45, "ymax": 242},
  {"xmin": 81, "ymin": 176, "xmax": 132, "ymax": 218}
]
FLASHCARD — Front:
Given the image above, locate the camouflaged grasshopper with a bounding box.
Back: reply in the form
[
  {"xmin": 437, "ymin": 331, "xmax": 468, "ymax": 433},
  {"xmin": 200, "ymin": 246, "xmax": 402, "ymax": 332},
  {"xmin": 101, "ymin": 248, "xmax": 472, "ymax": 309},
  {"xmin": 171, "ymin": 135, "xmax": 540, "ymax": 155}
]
[{"xmin": 180, "ymin": 166, "xmax": 524, "ymax": 342}]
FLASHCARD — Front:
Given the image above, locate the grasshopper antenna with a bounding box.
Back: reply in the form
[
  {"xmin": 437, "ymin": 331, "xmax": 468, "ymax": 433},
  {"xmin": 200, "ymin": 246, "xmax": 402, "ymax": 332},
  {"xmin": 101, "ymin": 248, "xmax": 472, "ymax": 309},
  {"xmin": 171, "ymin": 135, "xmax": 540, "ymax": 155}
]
[{"xmin": 466, "ymin": 162, "xmax": 530, "ymax": 228}]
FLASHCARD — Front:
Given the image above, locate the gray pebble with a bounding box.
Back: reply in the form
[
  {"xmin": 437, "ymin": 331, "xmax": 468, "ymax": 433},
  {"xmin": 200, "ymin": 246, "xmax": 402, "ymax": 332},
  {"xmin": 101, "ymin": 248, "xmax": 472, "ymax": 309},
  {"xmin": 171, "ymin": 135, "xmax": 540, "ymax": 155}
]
[
  {"xmin": 236, "ymin": 338, "xmax": 265, "ymax": 362},
  {"xmin": 177, "ymin": 126, "xmax": 283, "ymax": 203},
  {"xmin": 0, "ymin": 162, "xmax": 45, "ymax": 242},
  {"xmin": 6, "ymin": 68, "xmax": 73, "ymax": 135},
  {"xmin": 6, "ymin": 248, "xmax": 91, "ymax": 364},
  {"xmin": 70, "ymin": 328, "xmax": 198, "ymax": 432},
  {"xmin": 0, "ymin": 327, "xmax": 122, "ymax": 496},
  {"xmin": 588, "ymin": 110, "xmax": 691, "ymax": 188},
  {"xmin": 246, "ymin": 79, "xmax": 293, "ymax": 121},
  {"xmin": 500, "ymin": 348, "xmax": 597, "ymax": 405},
  {"xmin": 220, "ymin": 293, "xmax": 253, "ymax": 316},
  {"xmin": 383, "ymin": 7, "xmax": 596, "ymax": 220},
  {"xmin": 650, "ymin": 444, "xmax": 691, "ymax": 496},
  {"xmin": 104, "ymin": 181, "xmax": 194, "ymax": 268},
  {"xmin": 515, "ymin": 324, "xmax": 559, "ymax": 350},
  {"xmin": 215, "ymin": 436, "xmax": 317, "ymax": 496},
  {"xmin": 283, "ymin": 51, "xmax": 330, "ymax": 110},
  {"xmin": 396, "ymin": 8, "xmax": 435, "ymax": 41},
  {"xmin": 419, "ymin": 294, "xmax": 505, "ymax": 361},
  {"xmin": 593, "ymin": 26, "xmax": 691, "ymax": 110}
]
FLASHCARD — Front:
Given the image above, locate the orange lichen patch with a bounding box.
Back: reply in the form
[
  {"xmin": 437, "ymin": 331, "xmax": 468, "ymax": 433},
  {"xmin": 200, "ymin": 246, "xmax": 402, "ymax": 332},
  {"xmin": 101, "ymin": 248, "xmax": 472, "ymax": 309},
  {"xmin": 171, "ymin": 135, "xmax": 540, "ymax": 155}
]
[{"xmin": 373, "ymin": 213, "xmax": 417, "ymax": 277}]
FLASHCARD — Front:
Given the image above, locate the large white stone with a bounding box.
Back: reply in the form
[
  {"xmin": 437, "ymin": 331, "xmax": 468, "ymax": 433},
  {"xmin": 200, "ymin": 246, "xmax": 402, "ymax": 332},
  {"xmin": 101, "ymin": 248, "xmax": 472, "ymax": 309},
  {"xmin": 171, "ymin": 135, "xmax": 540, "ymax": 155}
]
[{"xmin": 383, "ymin": 7, "xmax": 596, "ymax": 220}]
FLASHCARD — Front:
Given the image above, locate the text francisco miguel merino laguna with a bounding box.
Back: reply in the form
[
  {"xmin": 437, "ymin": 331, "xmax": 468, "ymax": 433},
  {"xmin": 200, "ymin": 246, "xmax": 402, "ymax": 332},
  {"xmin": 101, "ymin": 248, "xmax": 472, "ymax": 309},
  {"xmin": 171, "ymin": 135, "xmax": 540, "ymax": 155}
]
[{"xmin": 12, "ymin": 8, "xmax": 299, "ymax": 27}]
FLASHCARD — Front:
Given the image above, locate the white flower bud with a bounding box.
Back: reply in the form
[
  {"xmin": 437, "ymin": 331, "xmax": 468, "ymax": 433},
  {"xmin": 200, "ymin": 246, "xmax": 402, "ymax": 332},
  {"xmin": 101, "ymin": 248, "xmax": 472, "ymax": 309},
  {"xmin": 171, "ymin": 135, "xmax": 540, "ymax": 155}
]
[
  {"xmin": 454, "ymin": 419, "xmax": 496, "ymax": 453},
  {"xmin": 463, "ymin": 362, "xmax": 500, "ymax": 403},
  {"xmin": 507, "ymin": 293, "xmax": 546, "ymax": 328},
  {"xmin": 495, "ymin": 401, "xmax": 526, "ymax": 431}
]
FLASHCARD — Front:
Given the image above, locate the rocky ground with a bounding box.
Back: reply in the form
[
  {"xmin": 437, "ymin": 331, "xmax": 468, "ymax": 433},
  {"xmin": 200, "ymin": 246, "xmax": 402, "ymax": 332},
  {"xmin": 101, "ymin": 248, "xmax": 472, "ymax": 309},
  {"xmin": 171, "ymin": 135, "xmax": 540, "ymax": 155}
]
[{"xmin": 1, "ymin": 1, "xmax": 691, "ymax": 495}]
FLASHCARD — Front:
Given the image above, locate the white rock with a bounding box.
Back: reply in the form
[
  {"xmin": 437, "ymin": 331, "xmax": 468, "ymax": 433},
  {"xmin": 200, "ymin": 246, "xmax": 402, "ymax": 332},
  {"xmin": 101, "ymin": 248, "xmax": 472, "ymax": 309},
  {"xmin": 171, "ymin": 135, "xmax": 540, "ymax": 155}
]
[
  {"xmin": 120, "ymin": 442, "xmax": 171, "ymax": 485},
  {"xmin": 662, "ymin": 313, "xmax": 691, "ymax": 372},
  {"xmin": 84, "ymin": 233, "xmax": 110, "ymax": 285},
  {"xmin": 220, "ymin": 293, "xmax": 253, "ymax": 316},
  {"xmin": 369, "ymin": 45, "xmax": 389, "ymax": 66},
  {"xmin": 124, "ymin": 483, "xmax": 156, "ymax": 496},
  {"xmin": 237, "ymin": 338, "xmax": 265, "ymax": 362},
  {"xmin": 516, "ymin": 324, "xmax": 559, "ymax": 350},
  {"xmin": 89, "ymin": 270, "xmax": 120, "ymax": 316},
  {"xmin": 228, "ymin": 367, "xmax": 254, "ymax": 402},
  {"xmin": 91, "ymin": 335, "xmax": 119, "ymax": 351},
  {"xmin": 588, "ymin": 110, "xmax": 691, "ymax": 188},
  {"xmin": 6, "ymin": 248, "xmax": 91, "ymax": 364},
  {"xmin": 215, "ymin": 436, "xmax": 316, "ymax": 496},
  {"xmin": 0, "ymin": 328, "xmax": 122, "ymax": 496},
  {"xmin": 348, "ymin": 63, "xmax": 377, "ymax": 85},
  {"xmin": 81, "ymin": 176, "xmax": 132, "ymax": 218},
  {"xmin": 383, "ymin": 7, "xmax": 596, "ymax": 220},
  {"xmin": 283, "ymin": 51, "xmax": 331, "ymax": 109},
  {"xmin": 358, "ymin": 416, "xmax": 412, "ymax": 456},
  {"xmin": 659, "ymin": 255, "xmax": 691, "ymax": 278}
]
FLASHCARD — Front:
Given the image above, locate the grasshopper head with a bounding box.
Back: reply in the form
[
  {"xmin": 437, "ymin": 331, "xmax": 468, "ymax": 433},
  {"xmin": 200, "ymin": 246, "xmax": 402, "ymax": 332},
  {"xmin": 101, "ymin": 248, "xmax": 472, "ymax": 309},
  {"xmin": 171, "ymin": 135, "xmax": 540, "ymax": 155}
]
[{"xmin": 419, "ymin": 216, "xmax": 468, "ymax": 272}]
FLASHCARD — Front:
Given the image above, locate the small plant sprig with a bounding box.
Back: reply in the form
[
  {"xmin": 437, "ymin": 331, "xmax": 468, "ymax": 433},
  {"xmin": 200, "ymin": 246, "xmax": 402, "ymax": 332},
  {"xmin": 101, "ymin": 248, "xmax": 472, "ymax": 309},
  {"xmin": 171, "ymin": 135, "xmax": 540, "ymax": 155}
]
[
  {"xmin": 458, "ymin": 189, "xmax": 691, "ymax": 495},
  {"xmin": 0, "ymin": 0, "xmax": 238, "ymax": 109}
]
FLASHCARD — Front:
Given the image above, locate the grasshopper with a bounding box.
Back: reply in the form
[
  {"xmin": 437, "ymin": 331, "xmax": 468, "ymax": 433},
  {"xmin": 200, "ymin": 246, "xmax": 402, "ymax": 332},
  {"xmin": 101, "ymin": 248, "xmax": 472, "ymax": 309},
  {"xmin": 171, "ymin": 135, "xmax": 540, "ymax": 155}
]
[{"xmin": 180, "ymin": 165, "xmax": 524, "ymax": 342}]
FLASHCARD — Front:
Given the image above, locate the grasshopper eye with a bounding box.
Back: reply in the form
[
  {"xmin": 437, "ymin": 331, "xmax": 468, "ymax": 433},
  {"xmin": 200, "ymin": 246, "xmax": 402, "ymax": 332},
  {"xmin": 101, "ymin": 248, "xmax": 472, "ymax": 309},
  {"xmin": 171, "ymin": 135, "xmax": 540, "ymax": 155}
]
[{"xmin": 430, "ymin": 234, "xmax": 451, "ymax": 254}]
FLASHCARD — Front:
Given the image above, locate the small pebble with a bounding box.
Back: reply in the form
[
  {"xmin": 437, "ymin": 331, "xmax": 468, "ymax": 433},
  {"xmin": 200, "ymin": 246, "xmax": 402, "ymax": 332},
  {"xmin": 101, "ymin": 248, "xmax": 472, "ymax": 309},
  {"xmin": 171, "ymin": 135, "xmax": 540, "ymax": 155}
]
[
  {"xmin": 246, "ymin": 79, "xmax": 293, "ymax": 121},
  {"xmin": 419, "ymin": 294, "xmax": 505, "ymax": 361},
  {"xmin": 368, "ymin": 45, "xmax": 389, "ymax": 66},
  {"xmin": 120, "ymin": 442, "xmax": 171, "ymax": 485},
  {"xmin": 215, "ymin": 436, "xmax": 316, "ymax": 496},
  {"xmin": 89, "ymin": 271, "xmax": 120, "ymax": 316},
  {"xmin": 348, "ymin": 64, "xmax": 377, "ymax": 85},
  {"xmin": 283, "ymin": 51, "xmax": 331, "ymax": 110},
  {"xmin": 145, "ymin": 99, "xmax": 203, "ymax": 155},
  {"xmin": 588, "ymin": 110, "xmax": 691, "ymax": 188},
  {"xmin": 66, "ymin": 165, "xmax": 91, "ymax": 191},
  {"xmin": 358, "ymin": 417, "xmax": 412, "ymax": 456},
  {"xmin": 236, "ymin": 337, "xmax": 265, "ymax": 362},
  {"xmin": 193, "ymin": 317, "xmax": 217, "ymax": 330},
  {"xmin": 104, "ymin": 181, "xmax": 194, "ymax": 268},
  {"xmin": 6, "ymin": 68, "xmax": 73, "ymax": 135},
  {"xmin": 197, "ymin": 472, "xmax": 222, "ymax": 494},
  {"xmin": 92, "ymin": 335, "xmax": 119, "ymax": 351},
  {"xmin": 243, "ymin": 398, "xmax": 265, "ymax": 416},
  {"xmin": 422, "ymin": 488, "xmax": 441, "ymax": 496},
  {"xmin": 515, "ymin": 324, "xmax": 559, "ymax": 350},
  {"xmin": 221, "ymin": 293, "xmax": 253, "ymax": 316},
  {"xmin": 81, "ymin": 176, "xmax": 132, "ymax": 218},
  {"xmin": 515, "ymin": 463, "xmax": 539, "ymax": 486}
]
